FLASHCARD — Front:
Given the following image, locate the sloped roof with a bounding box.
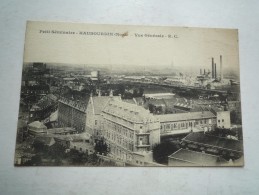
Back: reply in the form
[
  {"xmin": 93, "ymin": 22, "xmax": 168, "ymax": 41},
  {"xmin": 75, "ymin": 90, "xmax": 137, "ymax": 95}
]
[
  {"xmin": 168, "ymin": 148, "xmax": 228, "ymax": 166},
  {"xmin": 182, "ymin": 132, "xmax": 243, "ymax": 153},
  {"xmin": 92, "ymin": 96, "xmax": 121, "ymax": 115},
  {"xmin": 156, "ymin": 111, "xmax": 216, "ymax": 123},
  {"xmin": 28, "ymin": 121, "xmax": 46, "ymax": 129},
  {"xmin": 103, "ymin": 99, "xmax": 158, "ymax": 124}
]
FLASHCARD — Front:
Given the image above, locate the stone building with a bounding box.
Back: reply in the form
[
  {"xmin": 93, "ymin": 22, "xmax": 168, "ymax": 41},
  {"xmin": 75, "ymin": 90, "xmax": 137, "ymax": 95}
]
[
  {"xmin": 101, "ymin": 99, "xmax": 160, "ymax": 162},
  {"xmin": 57, "ymin": 97, "xmax": 87, "ymax": 133},
  {"xmin": 156, "ymin": 111, "xmax": 217, "ymax": 136},
  {"xmin": 85, "ymin": 95, "xmax": 121, "ymax": 137}
]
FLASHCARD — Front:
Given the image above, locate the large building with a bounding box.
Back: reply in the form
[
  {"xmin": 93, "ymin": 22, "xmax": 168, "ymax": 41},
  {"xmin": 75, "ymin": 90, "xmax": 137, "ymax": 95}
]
[
  {"xmin": 156, "ymin": 111, "xmax": 217, "ymax": 136},
  {"xmin": 101, "ymin": 99, "xmax": 160, "ymax": 162},
  {"xmin": 58, "ymin": 97, "xmax": 87, "ymax": 133},
  {"xmin": 85, "ymin": 95, "xmax": 121, "ymax": 137}
]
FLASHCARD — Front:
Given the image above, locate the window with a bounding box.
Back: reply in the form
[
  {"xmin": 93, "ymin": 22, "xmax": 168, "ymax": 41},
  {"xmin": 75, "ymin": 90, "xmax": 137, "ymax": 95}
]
[
  {"xmin": 95, "ymin": 120, "xmax": 97, "ymax": 125},
  {"xmin": 218, "ymin": 120, "xmax": 220, "ymax": 123},
  {"xmin": 222, "ymin": 119, "xmax": 224, "ymax": 122}
]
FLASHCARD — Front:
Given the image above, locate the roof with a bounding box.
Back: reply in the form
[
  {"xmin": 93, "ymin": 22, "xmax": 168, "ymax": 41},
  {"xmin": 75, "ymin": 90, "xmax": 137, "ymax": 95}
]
[
  {"xmin": 103, "ymin": 99, "xmax": 158, "ymax": 124},
  {"xmin": 28, "ymin": 121, "xmax": 47, "ymax": 129},
  {"xmin": 49, "ymin": 110, "xmax": 58, "ymax": 122},
  {"xmin": 144, "ymin": 93, "xmax": 175, "ymax": 99},
  {"xmin": 156, "ymin": 111, "xmax": 216, "ymax": 123},
  {"xmin": 30, "ymin": 94, "xmax": 57, "ymax": 111},
  {"xmin": 91, "ymin": 96, "xmax": 121, "ymax": 115},
  {"xmin": 46, "ymin": 127, "xmax": 76, "ymax": 134},
  {"xmin": 168, "ymin": 148, "xmax": 228, "ymax": 166},
  {"xmin": 53, "ymin": 132, "xmax": 91, "ymax": 141},
  {"xmin": 182, "ymin": 132, "xmax": 243, "ymax": 153}
]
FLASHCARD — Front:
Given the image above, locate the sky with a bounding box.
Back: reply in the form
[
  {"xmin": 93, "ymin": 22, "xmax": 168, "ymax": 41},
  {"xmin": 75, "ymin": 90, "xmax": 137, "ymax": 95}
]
[{"xmin": 24, "ymin": 21, "xmax": 240, "ymax": 75}]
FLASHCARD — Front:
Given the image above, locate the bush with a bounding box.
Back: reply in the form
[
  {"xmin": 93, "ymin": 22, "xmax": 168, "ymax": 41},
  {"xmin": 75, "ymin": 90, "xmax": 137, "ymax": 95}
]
[{"xmin": 153, "ymin": 142, "xmax": 179, "ymax": 164}]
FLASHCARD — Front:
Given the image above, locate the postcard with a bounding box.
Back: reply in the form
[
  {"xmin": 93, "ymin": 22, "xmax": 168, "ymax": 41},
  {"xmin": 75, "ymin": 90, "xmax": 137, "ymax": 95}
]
[{"xmin": 15, "ymin": 21, "xmax": 243, "ymax": 166}]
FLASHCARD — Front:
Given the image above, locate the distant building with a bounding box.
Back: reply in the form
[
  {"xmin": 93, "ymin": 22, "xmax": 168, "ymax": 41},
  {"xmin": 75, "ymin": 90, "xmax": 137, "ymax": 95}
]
[
  {"xmin": 168, "ymin": 148, "xmax": 228, "ymax": 166},
  {"xmin": 144, "ymin": 93, "xmax": 175, "ymax": 100},
  {"xmin": 156, "ymin": 111, "xmax": 217, "ymax": 136},
  {"xmin": 101, "ymin": 99, "xmax": 160, "ymax": 162}
]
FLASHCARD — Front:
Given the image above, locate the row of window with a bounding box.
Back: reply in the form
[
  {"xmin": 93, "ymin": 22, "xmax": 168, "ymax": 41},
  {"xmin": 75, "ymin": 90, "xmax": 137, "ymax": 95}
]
[{"xmin": 105, "ymin": 120, "xmax": 134, "ymax": 139}]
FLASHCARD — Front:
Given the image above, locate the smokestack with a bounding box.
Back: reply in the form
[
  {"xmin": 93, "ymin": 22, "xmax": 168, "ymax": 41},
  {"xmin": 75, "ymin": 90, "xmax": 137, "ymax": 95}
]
[
  {"xmin": 220, "ymin": 55, "xmax": 223, "ymax": 81},
  {"xmin": 200, "ymin": 69, "xmax": 202, "ymax": 75},
  {"xmin": 204, "ymin": 69, "xmax": 206, "ymax": 75},
  {"xmin": 212, "ymin": 58, "xmax": 214, "ymax": 78},
  {"xmin": 215, "ymin": 63, "xmax": 217, "ymax": 79}
]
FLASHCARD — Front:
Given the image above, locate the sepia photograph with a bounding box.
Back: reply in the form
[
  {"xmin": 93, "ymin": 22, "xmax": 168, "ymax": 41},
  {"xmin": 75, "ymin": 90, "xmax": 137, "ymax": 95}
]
[{"xmin": 14, "ymin": 21, "xmax": 243, "ymax": 167}]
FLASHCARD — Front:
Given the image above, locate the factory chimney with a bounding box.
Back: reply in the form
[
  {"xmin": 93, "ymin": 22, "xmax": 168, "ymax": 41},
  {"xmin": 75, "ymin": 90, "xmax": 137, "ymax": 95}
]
[
  {"xmin": 204, "ymin": 69, "xmax": 206, "ymax": 75},
  {"xmin": 212, "ymin": 58, "xmax": 214, "ymax": 78},
  {"xmin": 220, "ymin": 55, "xmax": 223, "ymax": 81},
  {"xmin": 215, "ymin": 63, "xmax": 217, "ymax": 79}
]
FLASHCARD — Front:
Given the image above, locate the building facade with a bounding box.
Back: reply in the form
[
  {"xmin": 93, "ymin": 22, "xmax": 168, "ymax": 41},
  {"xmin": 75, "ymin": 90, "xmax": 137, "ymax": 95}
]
[
  {"xmin": 85, "ymin": 96, "xmax": 121, "ymax": 137},
  {"xmin": 58, "ymin": 97, "xmax": 87, "ymax": 133},
  {"xmin": 101, "ymin": 99, "xmax": 160, "ymax": 162},
  {"xmin": 156, "ymin": 111, "xmax": 217, "ymax": 136}
]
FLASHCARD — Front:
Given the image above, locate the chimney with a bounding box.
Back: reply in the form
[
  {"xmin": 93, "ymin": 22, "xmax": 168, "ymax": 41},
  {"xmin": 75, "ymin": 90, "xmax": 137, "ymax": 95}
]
[
  {"xmin": 204, "ymin": 69, "xmax": 206, "ymax": 75},
  {"xmin": 212, "ymin": 58, "xmax": 214, "ymax": 78},
  {"xmin": 215, "ymin": 63, "xmax": 217, "ymax": 79},
  {"xmin": 220, "ymin": 55, "xmax": 223, "ymax": 81}
]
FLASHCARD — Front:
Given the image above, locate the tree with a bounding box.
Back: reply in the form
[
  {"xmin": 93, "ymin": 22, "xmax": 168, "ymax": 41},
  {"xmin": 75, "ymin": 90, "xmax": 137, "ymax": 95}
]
[
  {"xmin": 94, "ymin": 139, "xmax": 108, "ymax": 155},
  {"xmin": 153, "ymin": 142, "xmax": 179, "ymax": 164}
]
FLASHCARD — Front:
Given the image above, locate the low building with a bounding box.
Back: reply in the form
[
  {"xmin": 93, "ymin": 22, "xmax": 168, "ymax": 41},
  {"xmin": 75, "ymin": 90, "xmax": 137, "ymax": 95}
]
[
  {"xmin": 102, "ymin": 99, "xmax": 160, "ymax": 163},
  {"xmin": 45, "ymin": 127, "xmax": 77, "ymax": 135},
  {"xmin": 53, "ymin": 133, "xmax": 91, "ymax": 148},
  {"xmin": 144, "ymin": 93, "xmax": 175, "ymax": 100},
  {"xmin": 156, "ymin": 111, "xmax": 217, "ymax": 136},
  {"xmin": 70, "ymin": 142, "xmax": 94, "ymax": 154},
  {"xmin": 28, "ymin": 121, "xmax": 47, "ymax": 135},
  {"xmin": 29, "ymin": 94, "xmax": 58, "ymax": 122},
  {"xmin": 181, "ymin": 132, "xmax": 243, "ymax": 160},
  {"xmin": 168, "ymin": 148, "xmax": 228, "ymax": 166}
]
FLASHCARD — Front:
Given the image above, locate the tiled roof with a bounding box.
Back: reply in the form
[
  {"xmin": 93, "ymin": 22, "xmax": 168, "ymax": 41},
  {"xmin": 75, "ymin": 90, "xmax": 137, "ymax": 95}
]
[
  {"xmin": 92, "ymin": 96, "xmax": 121, "ymax": 115},
  {"xmin": 168, "ymin": 148, "xmax": 228, "ymax": 166},
  {"xmin": 103, "ymin": 99, "xmax": 158, "ymax": 123},
  {"xmin": 31, "ymin": 94, "xmax": 58, "ymax": 111},
  {"xmin": 156, "ymin": 111, "xmax": 216, "ymax": 123},
  {"xmin": 182, "ymin": 132, "xmax": 243, "ymax": 153}
]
